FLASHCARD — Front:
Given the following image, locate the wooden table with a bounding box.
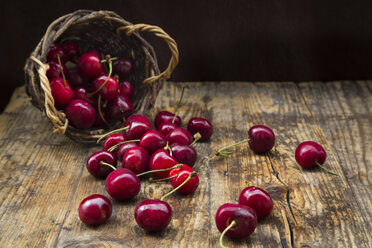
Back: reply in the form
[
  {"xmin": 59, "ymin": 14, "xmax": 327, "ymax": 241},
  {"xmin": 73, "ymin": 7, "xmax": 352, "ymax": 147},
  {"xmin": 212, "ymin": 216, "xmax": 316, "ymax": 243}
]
[{"xmin": 0, "ymin": 81, "xmax": 371, "ymax": 248}]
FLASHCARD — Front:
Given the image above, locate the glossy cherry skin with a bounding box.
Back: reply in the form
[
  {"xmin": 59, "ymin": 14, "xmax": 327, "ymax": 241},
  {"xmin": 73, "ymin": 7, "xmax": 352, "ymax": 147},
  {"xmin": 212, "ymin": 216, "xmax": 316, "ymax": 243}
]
[
  {"xmin": 64, "ymin": 99, "xmax": 96, "ymax": 129},
  {"xmin": 122, "ymin": 147, "xmax": 149, "ymax": 174},
  {"xmin": 78, "ymin": 194, "xmax": 112, "ymax": 226},
  {"xmin": 119, "ymin": 81, "xmax": 134, "ymax": 99},
  {"xmin": 50, "ymin": 77, "xmax": 73, "ymax": 107},
  {"xmin": 78, "ymin": 52, "xmax": 104, "ymax": 78},
  {"xmin": 139, "ymin": 130, "xmax": 167, "ymax": 155},
  {"xmin": 238, "ymin": 186, "xmax": 273, "ymax": 221},
  {"xmin": 117, "ymin": 142, "xmax": 139, "ymax": 161},
  {"xmin": 295, "ymin": 141, "xmax": 326, "ymax": 169},
  {"xmin": 46, "ymin": 44, "xmax": 66, "ymax": 62},
  {"xmin": 157, "ymin": 122, "xmax": 178, "ymax": 137},
  {"xmin": 170, "ymin": 143, "xmax": 197, "ymax": 167},
  {"xmin": 92, "ymin": 74, "xmax": 119, "ymax": 101},
  {"xmin": 248, "ymin": 125, "xmax": 275, "ymax": 153},
  {"xmin": 46, "ymin": 61, "xmax": 67, "ymax": 79},
  {"xmin": 105, "ymin": 168, "xmax": 141, "ymax": 201},
  {"xmin": 113, "ymin": 56, "xmax": 134, "ymax": 79},
  {"xmin": 134, "ymin": 199, "xmax": 172, "ymax": 232},
  {"xmin": 154, "ymin": 111, "xmax": 181, "ymax": 129},
  {"xmin": 67, "ymin": 68, "xmax": 89, "ymax": 87},
  {"xmin": 167, "ymin": 128, "xmax": 193, "ymax": 145},
  {"xmin": 73, "ymin": 86, "xmax": 97, "ymax": 106},
  {"xmin": 169, "ymin": 164, "xmax": 199, "ymax": 194},
  {"xmin": 215, "ymin": 203, "xmax": 257, "ymax": 239},
  {"xmin": 86, "ymin": 150, "xmax": 117, "ymax": 178},
  {"xmin": 103, "ymin": 133, "xmax": 126, "ymax": 151},
  {"xmin": 107, "ymin": 95, "xmax": 133, "ymax": 120},
  {"xmin": 124, "ymin": 114, "xmax": 153, "ymax": 140},
  {"xmin": 149, "ymin": 149, "xmax": 178, "ymax": 179},
  {"xmin": 61, "ymin": 41, "xmax": 80, "ymax": 61},
  {"xmin": 187, "ymin": 117, "xmax": 213, "ymax": 141}
]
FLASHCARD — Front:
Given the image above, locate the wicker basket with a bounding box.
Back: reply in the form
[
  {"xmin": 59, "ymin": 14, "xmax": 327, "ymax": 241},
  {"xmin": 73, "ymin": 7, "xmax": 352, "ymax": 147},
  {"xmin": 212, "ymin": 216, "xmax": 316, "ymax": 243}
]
[{"xmin": 24, "ymin": 10, "xmax": 178, "ymax": 144}]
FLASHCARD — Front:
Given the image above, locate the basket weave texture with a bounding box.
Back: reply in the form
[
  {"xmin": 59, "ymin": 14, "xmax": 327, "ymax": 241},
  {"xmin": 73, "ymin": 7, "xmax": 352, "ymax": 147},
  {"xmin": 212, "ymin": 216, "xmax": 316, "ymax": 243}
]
[{"xmin": 24, "ymin": 10, "xmax": 178, "ymax": 144}]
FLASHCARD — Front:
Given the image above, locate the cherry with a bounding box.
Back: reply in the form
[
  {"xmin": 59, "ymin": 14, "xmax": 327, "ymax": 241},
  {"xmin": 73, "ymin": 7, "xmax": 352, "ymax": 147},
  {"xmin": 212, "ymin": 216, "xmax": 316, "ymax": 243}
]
[
  {"xmin": 107, "ymin": 95, "xmax": 133, "ymax": 120},
  {"xmin": 73, "ymin": 86, "xmax": 97, "ymax": 106},
  {"xmin": 46, "ymin": 61, "xmax": 67, "ymax": 79},
  {"xmin": 49, "ymin": 77, "xmax": 73, "ymax": 107},
  {"xmin": 215, "ymin": 203, "xmax": 257, "ymax": 247},
  {"xmin": 170, "ymin": 143, "xmax": 197, "ymax": 167},
  {"xmin": 119, "ymin": 80, "xmax": 134, "ymax": 99},
  {"xmin": 117, "ymin": 142, "xmax": 139, "ymax": 161},
  {"xmin": 238, "ymin": 186, "xmax": 273, "ymax": 221},
  {"xmin": 67, "ymin": 68, "xmax": 89, "ymax": 87},
  {"xmin": 139, "ymin": 130, "xmax": 167, "ymax": 155},
  {"xmin": 78, "ymin": 51, "xmax": 104, "ymax": 78},
  {"xmin": 86, "ymin": 150, "xmax": 117, "ymax": 178},
  {"xmin": 295, "ymin": 141, "xmax": 337, "ymax": 175},
  {"xmin": 91, "ymin": 74, "xmax": 119, "ymax": 101},
  {"xmin": 93, "ymin": 110, "xmax": 110, "ymax": 127},
  {"xmin": 113, "ymin": 56, "xmax": 134, "ymax": 79},
  {"xmin": 149, "ymin": 149, "xmax": 178, "ymax": 179},
  {"xmin": 154, "ymin": 111, "xmax": 182, "ymax": 129},
  {"xmin": 46, "ymin": 44, "xmax": 66, "ymax": 62},
  {"xmin": 103, "ymin": 133, "xmax": 126, "ymax": 151},
  {"xmin": 134, "ymin": 199, "xmax": 172, "ymax": 232},
  {"xmin": 187, "ymin": 117, "xmax": 213, "ymax": 141},
  {"xmin": 78, "ymin": 194, "xmax": 112, "ymax": 226},
  {"xmin": 122, "ymin": 147, "xmax": 149, "ymax": 174},
  {"xmin": 61, "ymin": 41, "xmax": 80, "ymax": 62},
  {"xmin": 157, "ymin": 122, "xmax": 178, "ymax": 137},
  {"xmin": 124, "ymin": 114, "xmax": 153, "ymax": 140},
  {"xmin": 105, "ymin": 168, "xmax": 141, "ymax": 201},
  {"xmin": 167, "ymin": 128, "xmax": 193, "ymax": 145},
  {"xmin": 168, "ymin": 164, "xmax": 199, "ymax": 194},
  {"xmin": 248, "ymin": 125, "xmax": 275, "ymax": 153},
  {"xmin": 64, "ymin": 99, "xmax": 96, "ymax": 129}
]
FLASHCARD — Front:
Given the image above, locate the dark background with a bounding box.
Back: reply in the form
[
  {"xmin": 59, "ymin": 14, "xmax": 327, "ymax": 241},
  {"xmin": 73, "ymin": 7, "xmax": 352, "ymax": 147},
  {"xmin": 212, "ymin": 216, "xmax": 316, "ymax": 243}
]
[{"xmin": 1, "ymin": 1, "xmax": 372, "ymax": 112}]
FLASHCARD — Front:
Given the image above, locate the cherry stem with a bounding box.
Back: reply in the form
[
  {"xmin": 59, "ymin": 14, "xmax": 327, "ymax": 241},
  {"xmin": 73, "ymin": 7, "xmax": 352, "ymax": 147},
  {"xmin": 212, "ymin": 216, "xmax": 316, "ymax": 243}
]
[
  {"xmin": 160, "ymin": 171, "xmax": 197, "ymax": 201},
  {"xmin": 96, "ymin": 126, "xmax": 129, "ymax": 144},
  {"xmin": 101, "ymin": 57, "xmax": 118, "ymax": 63},
  {"xmin": 137, "ymin": 164, "xmax": 184, "ymax": 177},
  {"xmin": 248, "ymin": 181, "xmax": 253, "ymax": 187},
  {"xmin": 60, "ymin": 36, "xmax": 81, "ymax": 43},
  {"xmin": 101, "ymin": 53, "xmax": 109, "ymax": 73},
  {"xmin": 163, "ymin": 142, "xmax": 173, "ymax": 156},
  {"xmin": 57, "ymin": 55, "xmax": 67, "ymax": 88},
  {"xmin": 216, "ymin": 139, "xmax": 250, "ymax": 157},
  {"xmin": 315, "ymin": 161, "xmax": 338, "ymax": 175},
  {"xmin": 88, "ymin": 55, "xmax": 113, "ymax": 97},
  {"xmin": 219, "ymin": 220, "xmax": 237, "ymax": 248},
  {"xmin": 172, "ymin": 86, "xmax": 185, "ymax": 123},
  {"xmin": 107, "ymin": 139, "xmax": 140, "ymax": 152},
  {"xmin": 100, "ymin": 161, "xmax": 116, "ymax": 171},
  {"xmin": 149, "ymin": 175, "xmax": 177, "ymax": 182},
  {"xmin": 190, "ymin": 132, "xmax": 201, "ymax": 146},
  {"xmin": 97, "ymin": 95, "xmax": 109, "ymax": 126}
]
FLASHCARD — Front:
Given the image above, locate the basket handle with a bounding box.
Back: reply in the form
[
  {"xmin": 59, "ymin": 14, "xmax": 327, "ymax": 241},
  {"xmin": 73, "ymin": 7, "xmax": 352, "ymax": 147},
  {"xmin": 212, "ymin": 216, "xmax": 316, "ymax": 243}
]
[
  {"xmin": 30, "ymin": 56, "xmax": 69, "ymax": 134},
  {"xmin": 116, "ymin": 24, "xmax": 179, "ymax": 85}
]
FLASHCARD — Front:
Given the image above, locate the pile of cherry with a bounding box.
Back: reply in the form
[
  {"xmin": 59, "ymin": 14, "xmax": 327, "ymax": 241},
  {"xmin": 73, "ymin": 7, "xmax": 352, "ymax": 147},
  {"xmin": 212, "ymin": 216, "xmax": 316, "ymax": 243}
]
[{"xmin": 45, "ymin": 39, "xmax": 135, "ymax": 129}]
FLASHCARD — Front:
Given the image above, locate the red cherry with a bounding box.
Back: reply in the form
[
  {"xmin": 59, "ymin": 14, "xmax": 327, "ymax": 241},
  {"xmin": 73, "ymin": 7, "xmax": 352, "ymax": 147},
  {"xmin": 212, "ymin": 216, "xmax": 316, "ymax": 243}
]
[
  {"xmin": 154, "ymin": 111, "xmax": 181, "ymax": 128},
  {"xmin": 167, "ymin": 128, "xmax": 193, "ymax": 145},
  {"xmin": 93, "ymin": 110, "xmax": 110, "ymax": 127},
  {"xmin": 46, "ymin": 61, "xmax": 67, "ymax": 79},
  {"xmin": 157, "ymin": 122, "xmax": 177, "ymax": 137},
  {"xmin": 113, "ymin": 56, "xmax": 134, "ymax": 79},
  {"xmin": 187, "ymin": 117, "xmax": 213, "ymax": 141},
  {"xmin": 170, "ymin": 143, "xmax": 197, "ymax": 167},
  {"xmin": 86, "ymin": 150, "xmax": 117, "ymax": 178},
  {"xmin": 238, "ymin": 186, "xmax": 273, "ymax": 221},
  {"xmin": 124, "ymin": 114, "xmax": 153, "ymax": 140},
  {"xmin": 122, "ymin": 147, "xmax": 149, "ymax": 174},
  {"xmin": 67, "ymin": 68, "xmax": 89, "ymax": 88},
  {"xmin": 46, "ymin": 44, "xmax": 66, "ymax": 62},
  {"xmin": 248, "ymin": 125, "xmax": 275, "ymax": 153},
  {"xmin": 78, "ymin": 52, "xmax": 104, "ymax": 78},
  {"xmin": 139, "ymin": 130, "xmax": 167, "ymax": 155},
  {"xmin": 134, "ymin": 199, "xmax": 172, "ymax": 232},
  {"xmin": 73, "ymin": 86, "xmax": 97, "ymax": 106},
  {"xmin": 103, "ymin": 133, "xmax": 126, "ymax": 151},
  {"xmin": 169, "ymin": 164, "xmax": 199, "ymax": 194},
  {"xmin": 61, "ymin": 41, "xmax": 80, "ymax": 61},
  {"xmin": 117, "ymin": 142, "xmax": 139, "ymax": 161},
  {"xmin": 119, "ymin": 80, "xmax": 134, "ymax": 99},
  {"xmin": 78, "ymin": 194, "xmax": 112, "ymax": 226},
  {"xmin": 64, "ymin": 99, "xmax": 96, "ymax": 129},
  {"xmin": 215, "ymin": 203, "xmax": 257, "ymax": 242},
  {"xmin": 107, "ymin": 95, "xmax": 133, "ymax": 120},
  {"xmin": 49, "ymin": 77, "xmax": 73, "ymax": 107},
  {"xmin": 148, "ymin": 149, "xmax": 178, "ymax": 179},
  {"xmin": 105, "ymin": 168, "xmax": 141, "ymax": 201},
  {"xmin": 92, "ymin": 74, "xmax": 119, "ymax": 101}
]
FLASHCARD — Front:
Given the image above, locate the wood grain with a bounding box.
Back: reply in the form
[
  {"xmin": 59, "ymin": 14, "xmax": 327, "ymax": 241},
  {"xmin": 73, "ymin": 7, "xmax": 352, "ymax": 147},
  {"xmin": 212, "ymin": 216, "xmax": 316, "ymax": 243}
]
[{"xmin": 0, "ymin": 82, "xmax": 371, "ymax": 247}]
